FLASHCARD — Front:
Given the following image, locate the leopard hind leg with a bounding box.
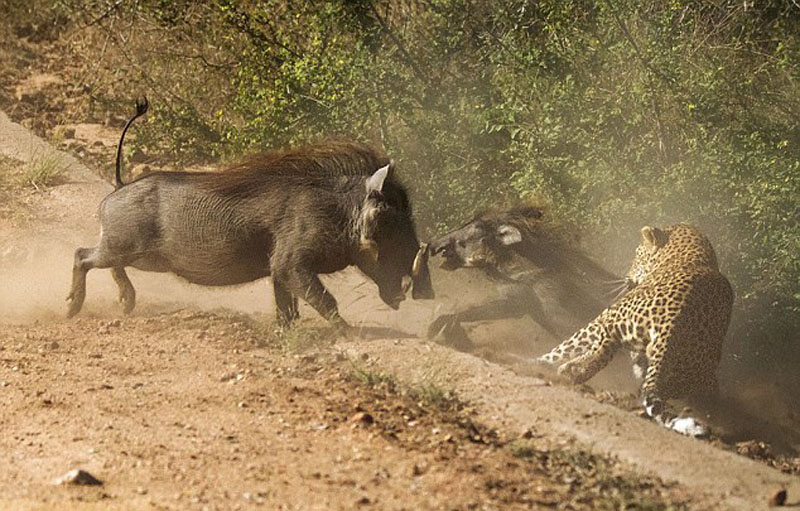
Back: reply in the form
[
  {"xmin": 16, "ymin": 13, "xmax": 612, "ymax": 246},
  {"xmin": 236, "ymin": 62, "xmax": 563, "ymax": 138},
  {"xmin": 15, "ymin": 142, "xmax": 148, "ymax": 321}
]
[{"xmin": 641, "ymin": 338, "xmax": 709, "ymax": 438}]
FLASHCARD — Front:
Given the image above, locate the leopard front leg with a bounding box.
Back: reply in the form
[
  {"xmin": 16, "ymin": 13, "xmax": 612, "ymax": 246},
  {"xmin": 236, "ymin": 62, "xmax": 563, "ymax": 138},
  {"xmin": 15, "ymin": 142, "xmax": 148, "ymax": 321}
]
[
  {"xmin": 537, "ymin": 328, "xmax": 590, "ymax": 366},
  {"xmin": 537, "ymin": 321, "xmax": 620, "ymax": 384},
  {"xmin": 556, "ymin": 323, "xmax": 620, "ymax": 383}
]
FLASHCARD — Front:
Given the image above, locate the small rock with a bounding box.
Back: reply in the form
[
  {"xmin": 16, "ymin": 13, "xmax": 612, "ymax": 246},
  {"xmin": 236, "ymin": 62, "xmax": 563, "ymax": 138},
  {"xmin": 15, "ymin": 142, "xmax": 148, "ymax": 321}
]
[
  {"xmin": 769, "ymin": 489, "xmax": 787, "ymax": 507},
  {"xmin": 736, "ymin": 439, "xmax": 772, "ymax": 459},
  {"xmin": 54, "ymin": 469, "xmax": 103, "ymax": 486},
  {"xmin": 349, "ymin": 412, "xmax": 374, "ymax": 427}
]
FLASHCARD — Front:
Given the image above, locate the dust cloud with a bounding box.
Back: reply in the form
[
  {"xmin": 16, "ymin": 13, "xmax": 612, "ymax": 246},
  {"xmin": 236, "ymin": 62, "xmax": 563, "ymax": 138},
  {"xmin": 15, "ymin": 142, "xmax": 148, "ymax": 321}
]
[
  {"xmin": 0, "ymin": 230, "xmax": 434, "ymax": 333},
  {"xmin": 0, "ymin": 234, "xmax": 267, "ymax": 324},
  {"xmin": 1, "ymin": 224, "xmax": 798, "ymax": 455}
]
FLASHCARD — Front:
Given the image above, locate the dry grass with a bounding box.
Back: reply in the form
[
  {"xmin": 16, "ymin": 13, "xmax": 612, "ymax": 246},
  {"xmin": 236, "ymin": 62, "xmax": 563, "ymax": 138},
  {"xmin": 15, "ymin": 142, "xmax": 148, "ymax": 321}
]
[{"xmin": 18, "ymin": 150, "xmax": 65, "ymax": 190}]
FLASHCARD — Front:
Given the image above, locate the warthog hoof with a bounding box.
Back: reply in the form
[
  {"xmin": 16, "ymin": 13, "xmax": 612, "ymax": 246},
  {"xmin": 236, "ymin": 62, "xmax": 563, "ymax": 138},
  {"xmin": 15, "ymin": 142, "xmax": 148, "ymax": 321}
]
[
  {"xmin": 66, "ymin": 292, "xmax": 83, "ymax": 319},
  {"xmin": 119, "ymin": 291, "xmax": 135, "ymax": 315},
  {"xmin": 427, "ymin": 315, "xmax": 474, "ymax": 352}
]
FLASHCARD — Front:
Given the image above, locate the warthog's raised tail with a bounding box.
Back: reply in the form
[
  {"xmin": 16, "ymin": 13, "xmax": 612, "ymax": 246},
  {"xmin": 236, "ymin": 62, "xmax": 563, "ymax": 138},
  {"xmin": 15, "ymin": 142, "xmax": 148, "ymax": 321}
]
[{"xmin": 114, "ymin": 96, "xmax": 149, "ymax": 189}]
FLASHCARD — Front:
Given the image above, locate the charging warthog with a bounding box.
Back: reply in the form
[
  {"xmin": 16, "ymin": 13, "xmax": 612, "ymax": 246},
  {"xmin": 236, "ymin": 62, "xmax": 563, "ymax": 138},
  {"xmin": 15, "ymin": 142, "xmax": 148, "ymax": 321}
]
[
  {"xmin": 67, "ymin": 97, "xmax": 433, "ymax": 327},
  {"xmin": 427, "ymin": 205, "xmax": 623, "ymax": 349}
]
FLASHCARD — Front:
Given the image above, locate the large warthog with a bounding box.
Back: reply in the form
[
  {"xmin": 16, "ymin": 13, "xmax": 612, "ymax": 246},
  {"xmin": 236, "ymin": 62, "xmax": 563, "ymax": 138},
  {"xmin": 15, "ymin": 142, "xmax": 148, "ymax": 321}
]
[
  {"xmin": 67, "ymin": 98, "xmax": 433, "ymax": 327},
  {"xmin": 427, "ymin": 205, "xmax": 623, "ymax": 349}
]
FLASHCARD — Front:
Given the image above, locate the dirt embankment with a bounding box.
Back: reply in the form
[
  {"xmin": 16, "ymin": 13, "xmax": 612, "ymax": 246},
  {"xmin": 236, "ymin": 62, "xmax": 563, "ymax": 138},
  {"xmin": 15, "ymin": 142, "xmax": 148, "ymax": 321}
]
[{"xmin": 1, "ymin": 311, "xmax": 698, "ymax": 511}]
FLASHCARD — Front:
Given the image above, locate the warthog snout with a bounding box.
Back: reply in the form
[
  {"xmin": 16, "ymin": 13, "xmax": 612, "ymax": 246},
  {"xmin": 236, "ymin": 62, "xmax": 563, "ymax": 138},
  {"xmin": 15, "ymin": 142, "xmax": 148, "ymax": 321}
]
[{"xmin": 429, "ymin": 236, "xmax": 463, "ymax": 270}]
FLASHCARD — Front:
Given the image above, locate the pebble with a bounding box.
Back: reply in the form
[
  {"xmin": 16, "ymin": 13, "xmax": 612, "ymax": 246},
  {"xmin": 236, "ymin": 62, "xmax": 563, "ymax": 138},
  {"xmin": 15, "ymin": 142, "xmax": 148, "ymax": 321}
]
[
  {"xmin": 769, "ymin": 489, "xmax": 787, "ymax": 507},
  {"xmin": 53, "ymin": 469, "xmax": 103, "ymax": 486},
  {"xmin": 349, "ymin": 412, "xmax": 374, "ymax": 427}
]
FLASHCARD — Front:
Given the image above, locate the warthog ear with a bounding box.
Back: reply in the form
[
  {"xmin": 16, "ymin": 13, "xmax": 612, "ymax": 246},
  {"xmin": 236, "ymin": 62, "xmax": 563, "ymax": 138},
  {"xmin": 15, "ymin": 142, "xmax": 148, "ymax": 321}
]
[
  {"xmin": 366, "ymin": 160, "xmax": 393, "ymax": 194},
  {"xmin": 496, "ymin": 225, "xmax": 522, "ymax": 245},
  {"xmin": 640, "ymin": 226, "xmax": 665, "ymax": 249}
]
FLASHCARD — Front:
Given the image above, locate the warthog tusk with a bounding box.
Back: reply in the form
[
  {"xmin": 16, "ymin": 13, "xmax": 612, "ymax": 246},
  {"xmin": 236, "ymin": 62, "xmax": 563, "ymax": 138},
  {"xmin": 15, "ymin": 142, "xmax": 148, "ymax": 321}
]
[
  {"xmin": 360, "ymin": 239, "xmax": 379, "ymax": 264},
  {"xmin": 412, "ymin": 243, "xmax": 429, "ymax": 277}
]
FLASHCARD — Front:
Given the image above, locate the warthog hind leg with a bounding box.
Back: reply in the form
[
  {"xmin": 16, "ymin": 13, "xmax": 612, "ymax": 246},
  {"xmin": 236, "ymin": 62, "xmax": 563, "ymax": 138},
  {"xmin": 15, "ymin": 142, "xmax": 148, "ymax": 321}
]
[
  {"xmin": 67, "ymin": 244, "xmax": 135, "ymax": 318},
  {"xmin": 111, "ymin": 267, "xmax": 136, "ymax": 314},
  {"xmin": 66, "ymin": 247, "xmax": 93, "ymax": 318}
]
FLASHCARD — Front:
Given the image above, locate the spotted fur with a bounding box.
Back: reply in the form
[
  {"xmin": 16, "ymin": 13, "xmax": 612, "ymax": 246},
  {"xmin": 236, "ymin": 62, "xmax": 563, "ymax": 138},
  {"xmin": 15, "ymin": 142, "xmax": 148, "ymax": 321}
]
[{"xmin": 538, "ymin": 224, "xmax": 733, "ymax": 436}]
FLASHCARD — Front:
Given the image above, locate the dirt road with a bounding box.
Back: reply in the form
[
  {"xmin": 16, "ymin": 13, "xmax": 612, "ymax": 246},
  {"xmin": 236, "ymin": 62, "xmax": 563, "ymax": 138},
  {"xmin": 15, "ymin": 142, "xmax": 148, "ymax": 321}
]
[{"xmin": 0, "ymin": 109, "xmax": 798, "ymax": 511}]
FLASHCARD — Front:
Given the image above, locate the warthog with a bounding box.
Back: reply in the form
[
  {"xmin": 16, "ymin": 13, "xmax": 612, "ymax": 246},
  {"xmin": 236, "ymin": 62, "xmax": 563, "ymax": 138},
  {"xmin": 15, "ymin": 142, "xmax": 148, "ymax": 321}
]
[
  {"xmin": 426, "ymin": 205, "xmax": 623, "ymax": 349},
  {"xmin": 67, "ymin": 98, "xmax": 433, "ymax": 327}
]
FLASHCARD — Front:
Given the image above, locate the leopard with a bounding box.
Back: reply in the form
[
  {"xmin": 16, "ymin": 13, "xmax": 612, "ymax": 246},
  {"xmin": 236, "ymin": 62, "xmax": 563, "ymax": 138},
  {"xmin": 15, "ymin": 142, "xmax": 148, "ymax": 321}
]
[{"xmin": 537, "ymin": 223, "xmax": 733, "ymax": 437}]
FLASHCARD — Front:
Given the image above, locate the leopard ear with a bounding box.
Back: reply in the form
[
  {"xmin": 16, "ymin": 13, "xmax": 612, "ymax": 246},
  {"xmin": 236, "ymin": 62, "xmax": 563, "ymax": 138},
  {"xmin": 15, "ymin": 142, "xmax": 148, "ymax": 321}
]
[{"xmin": 640, "ymin": 226, "xmax": 664, "ymax": 248}]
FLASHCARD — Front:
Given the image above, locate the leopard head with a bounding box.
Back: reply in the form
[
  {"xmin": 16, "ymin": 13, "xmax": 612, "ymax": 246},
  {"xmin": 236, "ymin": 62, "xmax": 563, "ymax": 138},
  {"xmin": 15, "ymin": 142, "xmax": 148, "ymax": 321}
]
[{"xmin": 625, "ymin": 226, "xmax": 669, "ymax": 288}]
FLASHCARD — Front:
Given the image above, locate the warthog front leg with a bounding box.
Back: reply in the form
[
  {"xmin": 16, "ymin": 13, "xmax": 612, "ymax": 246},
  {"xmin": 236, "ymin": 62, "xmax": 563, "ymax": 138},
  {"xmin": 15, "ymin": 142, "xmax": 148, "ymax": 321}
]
[
  {"xmin": 427, "ymin": 292, "xmax": 562, "ymax": 350},
  {"xmin": 275, "ymin": 267, "xmax": 347, "ymax": 329},
  {"xmin": 273, "ymin": 280, "xmax": 299, "ymax": 327},
  {"xmin": 427, "ymin": 298, "xmax": 526, "ymax": 341},
  {"xmin": 111, "ymin": 267, "xmax": 136, "ymax": 315}
]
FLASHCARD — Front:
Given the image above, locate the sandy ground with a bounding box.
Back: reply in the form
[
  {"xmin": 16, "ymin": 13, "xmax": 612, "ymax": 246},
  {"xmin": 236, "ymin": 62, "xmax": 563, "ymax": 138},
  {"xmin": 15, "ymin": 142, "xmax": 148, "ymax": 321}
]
[{"xmin": 1, "ymin": 99, "xmax": 799, "ymax": 511}]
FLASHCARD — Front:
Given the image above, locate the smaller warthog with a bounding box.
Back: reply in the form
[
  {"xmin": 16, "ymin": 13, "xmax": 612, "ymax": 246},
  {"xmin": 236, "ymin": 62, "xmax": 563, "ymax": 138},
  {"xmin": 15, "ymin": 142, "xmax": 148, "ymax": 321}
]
[
  {"xmin": 67, "ymin": 98, "xmax": 433, "ymax": 327},
  {"xmin": 427, "ymin": 205, "xmax": 623, "ymax": 348}
]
